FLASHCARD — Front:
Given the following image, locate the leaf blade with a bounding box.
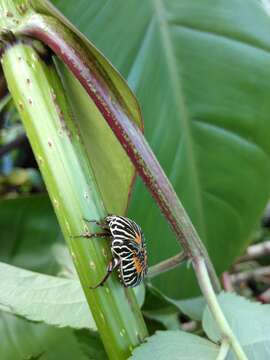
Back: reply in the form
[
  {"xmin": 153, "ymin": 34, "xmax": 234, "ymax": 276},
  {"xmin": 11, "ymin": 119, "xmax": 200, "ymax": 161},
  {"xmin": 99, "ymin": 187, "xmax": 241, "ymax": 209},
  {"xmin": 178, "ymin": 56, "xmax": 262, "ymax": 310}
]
[
  {"xmin": 203, "ymin": 292, "xmax": 270, "ymax": 360},
  {"xmin": 0, "ymin": 312, "xmax": 103, "ymax": 360},
  {"xmin": 0, "ymin": 262, "xmax": 94, "ymax": 330},
  {"xmin": 130, "ymin": 330, "xmax": 219, "ymax": 360}
]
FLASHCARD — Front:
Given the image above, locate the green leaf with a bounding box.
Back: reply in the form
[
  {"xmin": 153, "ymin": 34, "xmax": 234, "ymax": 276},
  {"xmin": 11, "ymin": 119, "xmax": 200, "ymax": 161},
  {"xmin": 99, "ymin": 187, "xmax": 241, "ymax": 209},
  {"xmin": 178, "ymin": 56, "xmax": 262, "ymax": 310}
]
[
  {"xmin": 0, "ymin": 93, "xmax": 11, "ymax": 113},
  {"xmin": 175, "ymin": 297, "xmax": 205, "ymax": 322},
  {"xmin": 0, "ymin": 194, "xmax": 62, "ymax": 274},
  {"xmin": 143, "ymin": 308, "xmax": 180, "ymax": 330},
  {"xmin": 52, "ymin": 0, "xmax": 270, "ymax": 298},
  {"xmin": 130, "ymin": 330, "xmax": 219, "ymax": 359},
  {"xmin": 0, "ymin": 312, "xmax": 100, "ymax": 360},
  {"xmin": 23, "ymin": 352, "xmax": 45, "ymax": 360},
  {"xmin": 74, "ymin": 329, "xmax": 108, "ymax": 360},
  {"xmin": 203, "ymin": 292, "xmax": 270, "ymax": 359},
  {"xmin": 145, "ymin": 284, "xmax": 205, "ymax": 322},
  {"xmin": 54, "ymin": 60, "xmax": 137, "ymax": 216},
  {"xmin": 133, "ymin": 284, "xmax": 146, "ymax": 309},
  {"xmin": 0, "ymin": 262, "xmax": 95, "ymax": 330},
  {"xmin": 143, "ymin": 285, "xmax": 180, "ymax": 329},
  {"xmin": 51, "ymin": 243, "xmax": 77, "ymax": 278}
]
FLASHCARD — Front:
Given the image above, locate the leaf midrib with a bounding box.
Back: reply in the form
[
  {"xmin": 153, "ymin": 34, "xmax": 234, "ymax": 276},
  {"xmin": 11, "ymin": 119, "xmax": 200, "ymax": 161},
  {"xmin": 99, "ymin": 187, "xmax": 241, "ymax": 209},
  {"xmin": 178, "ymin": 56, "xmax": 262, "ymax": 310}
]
[{"xmin": 151, "ymin": 0, "xmax": 207, "ymax": 241}]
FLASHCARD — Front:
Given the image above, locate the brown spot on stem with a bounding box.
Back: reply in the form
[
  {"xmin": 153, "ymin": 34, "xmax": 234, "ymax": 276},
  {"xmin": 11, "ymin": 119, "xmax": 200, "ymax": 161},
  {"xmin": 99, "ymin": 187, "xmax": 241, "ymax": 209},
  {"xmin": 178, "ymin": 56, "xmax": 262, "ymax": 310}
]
[
  {"xmin": 51, "ymin": 90, "xmax": 71, "ymax": 138},
  {"xmin": 17, "ymin": 3, "xmax": 27, "ymax": 13},
  {"xmin": 6, "ymin": 11, "xmax": 13, "ymax": 17}
]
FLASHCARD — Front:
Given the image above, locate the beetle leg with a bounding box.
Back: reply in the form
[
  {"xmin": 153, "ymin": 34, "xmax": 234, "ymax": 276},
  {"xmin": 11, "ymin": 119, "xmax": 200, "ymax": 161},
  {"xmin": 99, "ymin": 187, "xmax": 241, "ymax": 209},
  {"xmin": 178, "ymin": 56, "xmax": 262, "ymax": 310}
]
[
  {"xmin": 83, "ymin": 218, "xmax": 109, "ymax": 231},
  {"xmin": 89, "ymin": 257, "xmax": 120, "ymax": 289},
  {"xmin": 72, "ymin": 217, "xmax": 111, "ymax": 239},
  {"xmin": 72, "ymin": 231, "xmax": 110, "ymax": 239}
]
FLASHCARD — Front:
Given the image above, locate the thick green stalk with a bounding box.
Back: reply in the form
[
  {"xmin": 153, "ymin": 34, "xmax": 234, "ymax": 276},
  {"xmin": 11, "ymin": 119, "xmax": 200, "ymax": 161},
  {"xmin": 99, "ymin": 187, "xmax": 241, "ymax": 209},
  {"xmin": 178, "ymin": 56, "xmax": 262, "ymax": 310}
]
[{"xmin": 1, "ymin": 42, "xmax": 147, "ymax": 359}]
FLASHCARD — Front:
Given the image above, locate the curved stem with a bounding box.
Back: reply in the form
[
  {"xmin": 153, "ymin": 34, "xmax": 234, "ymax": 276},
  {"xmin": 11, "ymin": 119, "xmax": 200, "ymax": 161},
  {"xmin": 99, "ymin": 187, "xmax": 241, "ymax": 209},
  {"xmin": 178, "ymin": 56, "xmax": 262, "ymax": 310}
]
[{"xmin": 194, "ymin": 257, "xmax": 247, "ymax": 360}]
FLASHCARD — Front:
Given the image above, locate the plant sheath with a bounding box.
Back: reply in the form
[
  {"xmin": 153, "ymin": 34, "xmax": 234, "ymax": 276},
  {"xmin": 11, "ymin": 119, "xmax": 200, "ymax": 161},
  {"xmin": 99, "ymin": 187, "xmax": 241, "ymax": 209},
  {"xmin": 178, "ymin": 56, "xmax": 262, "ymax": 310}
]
[{"xmin": 1, "ymin": 40, "xmax": 147, "ymax": 359}]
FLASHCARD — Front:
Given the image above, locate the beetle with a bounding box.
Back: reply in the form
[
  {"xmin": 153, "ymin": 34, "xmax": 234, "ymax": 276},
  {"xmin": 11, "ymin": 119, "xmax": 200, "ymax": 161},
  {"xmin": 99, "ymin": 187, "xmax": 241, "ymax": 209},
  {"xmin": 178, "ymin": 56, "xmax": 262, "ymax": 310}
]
[{"xmin": 78, "ymin": 215, "xmax": 148, "ymax": 288}]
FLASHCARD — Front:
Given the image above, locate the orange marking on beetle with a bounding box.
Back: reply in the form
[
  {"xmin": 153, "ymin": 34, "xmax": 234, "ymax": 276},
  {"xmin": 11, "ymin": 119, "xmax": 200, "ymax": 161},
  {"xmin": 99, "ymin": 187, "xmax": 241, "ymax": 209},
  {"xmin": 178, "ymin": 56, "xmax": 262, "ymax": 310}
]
[
  {"xmin": 134, "ymin": 232, "xmax": 142, "ymax": 245},
  {"xmin": 133, "ymin": 255, "xmax": 143, "ymax": 273}
]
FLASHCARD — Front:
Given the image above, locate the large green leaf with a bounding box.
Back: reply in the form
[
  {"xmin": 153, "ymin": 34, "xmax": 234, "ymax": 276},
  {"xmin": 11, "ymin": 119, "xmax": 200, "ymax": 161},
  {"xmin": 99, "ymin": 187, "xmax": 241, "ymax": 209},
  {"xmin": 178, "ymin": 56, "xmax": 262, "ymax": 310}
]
[
  {"xmin": 130, "ymin": 330, "xmax": 219, "ymax": 359},
  {"xmin": 144, "ymin": 284, "xmax": 206, "ymax": 322},
  {"xmin": 52, "ymin": 0, "xmax": 270, "ymax": 297},
  {"xmin": 0, "ymin": 312, "xmax": 105, "ymax": 360},
  {"xmin": 0, "ymin": 194, "xmax": 62, "ymax": 274},
  {"xmin": 203, "ymin": 292, "xmax": 270, "ymax": 359},
  {"xmin": 0, "ymin": 261, "xmax": 95, "ymax": 330},
  {"xmin": 74, "ymin": 329, "xmax": 108, "ymax": 360}
]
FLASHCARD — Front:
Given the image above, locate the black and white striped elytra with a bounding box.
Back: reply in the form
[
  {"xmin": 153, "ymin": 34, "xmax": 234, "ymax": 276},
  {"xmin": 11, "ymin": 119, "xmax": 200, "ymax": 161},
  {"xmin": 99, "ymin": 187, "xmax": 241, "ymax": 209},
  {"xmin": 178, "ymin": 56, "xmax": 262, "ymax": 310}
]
[
  {"xmin": 82, "ymin": 215, "xmax": 148, "ymax": 288},
  {"xmin": 107, "ymin": 215, "xmax": 148, "ymax": 287}
]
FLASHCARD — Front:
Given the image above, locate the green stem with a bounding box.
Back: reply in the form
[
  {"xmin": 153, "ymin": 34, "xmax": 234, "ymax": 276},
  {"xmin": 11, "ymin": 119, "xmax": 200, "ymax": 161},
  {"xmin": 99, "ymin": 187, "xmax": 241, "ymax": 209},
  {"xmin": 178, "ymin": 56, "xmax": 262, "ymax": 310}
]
[
  {"xmin": 1, "ymin": 41, "xmax": 147, "ymax": 359},
  {"xmin": 193, "ymin": 257, "xmax": 247, "ymax": 360},
  {"xmin": 148, "ymin": 252, "xmax": 187, "ymax": 278},
  {"xmin": 216, "ymin": 339, "xmax": 230, "ymax": 360}
]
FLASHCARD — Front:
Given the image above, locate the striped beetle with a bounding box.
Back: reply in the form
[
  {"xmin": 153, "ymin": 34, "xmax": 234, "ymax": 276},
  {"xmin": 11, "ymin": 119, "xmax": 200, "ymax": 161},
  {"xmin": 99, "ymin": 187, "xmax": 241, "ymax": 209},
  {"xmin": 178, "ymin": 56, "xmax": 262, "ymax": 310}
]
[{"xmin": 80, "ymin": 215, "xmax": 148, "ymax": 288}]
